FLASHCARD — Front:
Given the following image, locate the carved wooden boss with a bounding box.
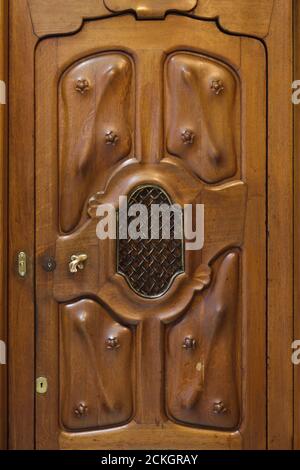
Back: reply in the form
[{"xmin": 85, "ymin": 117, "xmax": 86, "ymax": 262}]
[{"xmin": 32, "ymin": 0, "xmax": 267, "ymax": 449}]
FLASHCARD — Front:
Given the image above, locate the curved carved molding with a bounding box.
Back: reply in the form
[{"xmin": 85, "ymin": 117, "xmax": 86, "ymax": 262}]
[
  {"xmin": 28, "ymin": 0, "xmax": 274, "ymax": 38},
  {"xmin": 104, "ymin": 0, "xmax": 198, "ymax": 19},
  {"xmin": 193, "ymin": 0, "xmax": 274, "ymax": 38}
]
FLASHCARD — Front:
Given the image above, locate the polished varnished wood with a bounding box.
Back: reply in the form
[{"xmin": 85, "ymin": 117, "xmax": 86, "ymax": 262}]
[
  {"xmin": 35, "ymin": 13, "xmax": 265, "ymax": 449},
  {"xmin": 27, "ymin": 0, "xmax": 274, "ymax": 38},
  {"xmin": 60, "ymin": 300, "xmax": 134, "ymax": 430},
  {"xmin": 9, "ymin": 0, "xmax": 37, "ymax": 449},
  {"xmin": 59, "ymin": 53, "xmax": 135, "ymax": 233},
  {"xmin": 0, "ymin": 0, "xmax": 7, "ymax": 451},
  {"xmin": 165, "ymin": 53, "xmax": 239, "ymax": 183},
  {"xmin": 167, "ymin": 252, "xmax": 240, "ymax": 430},
  {"xmin": 8, "ymin": 0, "xmax": 295, "ymax": 451},
  {"xmin": 104, "ymin": 0, "xmax": 198, "ymax": 18},
  {"xmin": 266, "ymin": 0, "xmax": 293, "ymax": 449}
]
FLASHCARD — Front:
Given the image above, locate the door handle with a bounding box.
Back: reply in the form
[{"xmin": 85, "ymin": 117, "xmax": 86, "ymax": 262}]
[{"xmin": 69, "ymin": 254, "xmax": 88, "ymax": 273}]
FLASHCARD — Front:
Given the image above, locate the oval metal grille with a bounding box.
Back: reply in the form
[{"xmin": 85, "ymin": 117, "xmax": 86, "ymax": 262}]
[{"xmin": 117, "ymin": 185, "xmax": 184, "ymax": 298}]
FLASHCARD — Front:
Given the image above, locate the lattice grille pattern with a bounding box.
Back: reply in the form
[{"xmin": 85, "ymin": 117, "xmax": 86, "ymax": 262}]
[{"xmin": 117, "ymin": 186, "xmax": 184, "ymax": 298}]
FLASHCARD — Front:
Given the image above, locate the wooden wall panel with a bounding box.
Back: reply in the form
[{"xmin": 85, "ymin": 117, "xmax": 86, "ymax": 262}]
[{"xmin": 0, "ymin": 0, "xmax": 7, "ymax": 451}]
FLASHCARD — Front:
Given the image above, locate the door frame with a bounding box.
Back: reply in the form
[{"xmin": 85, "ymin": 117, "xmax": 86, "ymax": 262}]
[
  {"xmin": 0, "ymin": 0, "xmax": 7, "ymax": 451},
  {"xmin": 6, "ymin": 0, "xmax": 294, "ymax": 449},
  {"xmin": 294, "ymin": 0, "xmax": 300, "ymax": 451}
]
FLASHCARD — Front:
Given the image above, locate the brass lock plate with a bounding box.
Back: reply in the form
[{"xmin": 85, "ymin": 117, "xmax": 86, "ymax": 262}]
[{"xmin": 18, "ymin": 251, "xmax": 27, "ymax": 277}]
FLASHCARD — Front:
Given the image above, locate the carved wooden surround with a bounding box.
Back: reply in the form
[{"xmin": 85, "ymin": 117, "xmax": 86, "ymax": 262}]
[
  {"xmin": 28, "ymin": 0, "xmax": 274, "ymax": 37},
  {"xmin": 8, "ymin": 0, "xmax": 295, "ymax": 452}
]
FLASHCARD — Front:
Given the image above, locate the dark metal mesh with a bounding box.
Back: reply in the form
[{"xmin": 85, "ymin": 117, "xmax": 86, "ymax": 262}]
[{"xmin": 117, "ymin": 186, "xmax": 184, "ymax": 298}]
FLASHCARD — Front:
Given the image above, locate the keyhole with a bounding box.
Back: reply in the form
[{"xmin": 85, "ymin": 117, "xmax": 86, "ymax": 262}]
[{"xmin": 36, "ymin": 377, "xmax": 47, "ymax": 394}]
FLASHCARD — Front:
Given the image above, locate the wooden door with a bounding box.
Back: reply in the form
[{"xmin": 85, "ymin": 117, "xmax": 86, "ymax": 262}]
[{"xmin": 34, "ymin": 9, "xmax": 266, "ymax": 450}]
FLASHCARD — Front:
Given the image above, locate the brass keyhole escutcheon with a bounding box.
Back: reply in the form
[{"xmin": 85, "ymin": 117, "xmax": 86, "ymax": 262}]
[
  {"xmin": 69, "ymin": 254, "xmax": 88, "ymax": 273},
  {"xmin": 36, "ymin": 377, "xmax": 48, "ymax": 394},
  {"xmin": 18, "ymin": 251, "xmax": 27, "ymax": 278}
]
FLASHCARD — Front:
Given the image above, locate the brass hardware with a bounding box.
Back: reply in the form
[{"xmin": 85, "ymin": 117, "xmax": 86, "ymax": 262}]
[
  {"xmin": 181, "ymin": 129, "xmax": 195, "ymax": 145},
  {"xmin": 18, "ymin": 251, "xmax": 27, "ymax": 277},
  {"xmin": 213, "ymin": 401, "xmax": 228, "ymax": 414},
  {"xmin": 69, "ymin": 254, "xmax": 88, "ymax": 273},
  {"xmin": 36, "ymin": 377, "xmax": 48, "ymax": 394},
  {"xmin": 182, "ymin": 336, "xmax": 197, "ymax": 350},
  {"xmin": 74, "ymin": 402, "xmax": 88, "ymax": 418},
  {"xmin": 105, "ymin": 337, "xmax": 120, "ymax": 350},
  {"xmin": 105, "ymin": 130, "xmax": 119, "ymax": 146},
  {"xmin": 42, "ymin": 255, "xmax": 56, "ymax": 272},
  {"xmin": 211, "ymin": 79, "xmax": 224, "ymax": 95},
  {"xmin": 75, "ymin": 78, "xmax": 90, "ymax": 94}
]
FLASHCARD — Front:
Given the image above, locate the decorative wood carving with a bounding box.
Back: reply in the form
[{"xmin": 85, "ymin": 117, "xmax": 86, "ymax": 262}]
[
  {"xmin": 166, "ymin": 52, "xmax": 239, "ymax": 183},
  {"xmin": 59, "ymin": 53, "xmax": 134, "ymax": 233},
  {"xmin": 34, "ymin": 12, "xmax": 266, "ymax": 450},
  {"xmin": 166, "ymin": 251, "xmax": 240, "ymax": 429},
  {"xmin": 193, "ymin": 0, "xmax": 274, "ymax": 38},
  {"xmin": 28, "ymin": 0, "xmax": 274, "ymax": 38},
  {"xmin": 60, "ymin": 299, "xmax": 134, "ymax": 431},
  {"xmin": 104, "ymin": 0, "xmax": 198, "ymax": 18}
]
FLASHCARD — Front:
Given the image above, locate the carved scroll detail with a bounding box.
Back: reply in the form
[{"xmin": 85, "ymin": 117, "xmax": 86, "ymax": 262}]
[{"xmin": 104, "ymin": 0, "xmax": 198, "ymax": 18}]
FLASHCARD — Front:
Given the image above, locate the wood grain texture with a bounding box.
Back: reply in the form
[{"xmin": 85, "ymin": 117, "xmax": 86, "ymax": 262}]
[
  {"xmin": 194, "ymin": 0, "xmax": 274, "ymax": 38},
  {"xmin": 60, "ymin": 423, "xmax": 242, "ymax": 450},
  {"xmin": 294, "ymin": 0, "xmax": 300, "ymax": 451},
  {"xmin": 266, "ymin": 0, "xmax": 293, "ymax": 450},
  {"xmin": 8, "ymin": 0, "xmax": 37, "ymax": 449},
  {"xmin": 27, "ymin": 0, "xmax": 274, "ymax": 38},
  {"xmin": 0, "ymin": 0, "xmax": 7, "ymax": 451},
  {"xmin": 28, "ymin": 0, "xmax": 110, "ymax": 37},
  {"xmin": 238, "ymin": 38, "xmax": 266, "ymax": 449}
]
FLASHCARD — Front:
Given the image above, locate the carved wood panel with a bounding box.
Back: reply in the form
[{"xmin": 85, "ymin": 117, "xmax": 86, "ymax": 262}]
[
  {"xmin": 35, "ymin": 13, "xmax": 266, "ymax": 449},
  {"xmin": 166, "ymin": 251, "xmax": 240, "ymax": 429},
  {"xmin": 60, "ymin": 299, "xmax": 134, "ymax": 430},
  {"xmin": 59, "ymin": 53, "xmax": 135, "ymax": 233},
  {"xmin": 166, "ymin": 52, "xmax": 239, "ymax": 183}
]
